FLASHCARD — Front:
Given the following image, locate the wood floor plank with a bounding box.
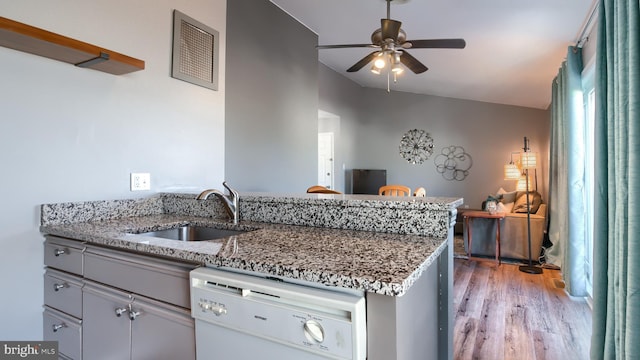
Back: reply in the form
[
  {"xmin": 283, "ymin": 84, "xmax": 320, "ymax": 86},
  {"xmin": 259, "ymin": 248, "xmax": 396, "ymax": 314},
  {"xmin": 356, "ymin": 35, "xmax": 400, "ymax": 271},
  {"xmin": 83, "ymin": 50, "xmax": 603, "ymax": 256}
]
[
  {"xmin": 456, "ymin": 261, "xmax": 491, "ymax": 318},
  {"xmin": 504, "ymin": 293, "xmax": 536, "ymax": 360},
  {"xmin": 533, "ymin": 329, "xmax": 569, "ymax": 360},
  {"xmin": 523, "ymin": 272, "xmax": 555, "ymax": 333},
  {"xmin": 453, "ymin": 315, "xmax": 479, "ymax": 360},
  {"xmin": 453, "ymin": 259, "xmax": 592, "ymax": 360},
  {"xmin": 453, "ymin": 259, "xmax": 475, "ymax": 306},
  {"xmin": 471, "ymin": 284, "xmax": 506, "ymax": 359}
]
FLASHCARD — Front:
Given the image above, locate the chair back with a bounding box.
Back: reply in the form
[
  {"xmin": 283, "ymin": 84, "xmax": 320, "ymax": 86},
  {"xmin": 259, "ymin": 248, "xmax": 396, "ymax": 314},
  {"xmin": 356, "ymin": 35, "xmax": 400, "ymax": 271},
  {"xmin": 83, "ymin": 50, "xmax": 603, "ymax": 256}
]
[
  {"xmin": 307, "ymin": 185, "xmax": 342, "ymax": 194},
  {"xmin": 379, "ymin": 185, "xmax": 411, "ymax": 196},
  {"xmin": 414, "ymin": 187, "xmax": 426, "ymax": 197}
]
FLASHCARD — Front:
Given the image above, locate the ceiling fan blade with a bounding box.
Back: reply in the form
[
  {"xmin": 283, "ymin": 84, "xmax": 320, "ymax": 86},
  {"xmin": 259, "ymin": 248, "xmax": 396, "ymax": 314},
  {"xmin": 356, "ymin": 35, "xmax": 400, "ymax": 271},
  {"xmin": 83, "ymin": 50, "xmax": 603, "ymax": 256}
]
[
  {"xmin": 381, "ymin": 19, "xmax": 402, "ymax": 41},
  {"xmin": 399, "ymin": 50, "xmax": 428, "ymax": 74},
  {"xmin": 346, "ymin": 51, "xmax": 380, "ymax": 72},
  {"xmin": 403, "ymin": 38, "xmax": 466, "ymax": 49},
  {"xmin": 317, "ymin": 43, "xmax": 379, "ymax": 49}
]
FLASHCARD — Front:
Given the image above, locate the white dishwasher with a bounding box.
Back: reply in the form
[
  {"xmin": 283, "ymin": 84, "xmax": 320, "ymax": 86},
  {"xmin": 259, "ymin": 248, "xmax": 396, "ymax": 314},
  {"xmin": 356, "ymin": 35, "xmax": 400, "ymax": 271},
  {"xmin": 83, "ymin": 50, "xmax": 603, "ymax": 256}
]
[{"xmin": 190, "ymin": 267, "xmax": 367, "ymax": 360}]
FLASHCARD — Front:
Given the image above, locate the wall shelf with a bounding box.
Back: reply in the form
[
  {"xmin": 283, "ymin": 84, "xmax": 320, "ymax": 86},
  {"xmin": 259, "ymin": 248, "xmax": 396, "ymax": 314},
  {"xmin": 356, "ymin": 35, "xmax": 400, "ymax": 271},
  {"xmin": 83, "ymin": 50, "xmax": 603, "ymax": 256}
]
[{"xmin": 0, "ymin": 16, "xmax": 145, "ymax": 75}]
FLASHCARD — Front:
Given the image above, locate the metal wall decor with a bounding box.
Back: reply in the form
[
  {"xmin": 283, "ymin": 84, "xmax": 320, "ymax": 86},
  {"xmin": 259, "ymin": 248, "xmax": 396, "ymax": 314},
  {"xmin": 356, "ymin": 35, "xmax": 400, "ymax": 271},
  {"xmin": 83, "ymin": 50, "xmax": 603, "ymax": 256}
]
[
  {"xmin": 434, "ymin": 145, "xmax": 473, "ymax": 181},
  {"xmin": 399, "ymin": 129, "xmax": 434, "ymax": 164}
]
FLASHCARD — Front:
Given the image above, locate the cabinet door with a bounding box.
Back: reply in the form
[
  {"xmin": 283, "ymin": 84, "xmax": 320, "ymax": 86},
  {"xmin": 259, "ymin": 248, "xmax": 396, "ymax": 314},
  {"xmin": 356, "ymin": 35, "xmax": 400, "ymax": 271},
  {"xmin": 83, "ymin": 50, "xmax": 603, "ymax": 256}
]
[
  {"xmin": 82, "ymin": 281, "xmax": 132, "ymax": 360},
  {"xmin": 130, "ymin": 295, "xmax": 196, "ymax": 360}
]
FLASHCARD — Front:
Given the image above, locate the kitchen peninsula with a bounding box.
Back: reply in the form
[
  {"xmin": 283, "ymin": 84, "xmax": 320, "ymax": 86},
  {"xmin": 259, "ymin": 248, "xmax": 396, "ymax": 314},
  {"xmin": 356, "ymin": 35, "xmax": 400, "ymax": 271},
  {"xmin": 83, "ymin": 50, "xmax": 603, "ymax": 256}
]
[{"xmin": 40, "ymin": 192, "xmax": 462, "ymax": 360}]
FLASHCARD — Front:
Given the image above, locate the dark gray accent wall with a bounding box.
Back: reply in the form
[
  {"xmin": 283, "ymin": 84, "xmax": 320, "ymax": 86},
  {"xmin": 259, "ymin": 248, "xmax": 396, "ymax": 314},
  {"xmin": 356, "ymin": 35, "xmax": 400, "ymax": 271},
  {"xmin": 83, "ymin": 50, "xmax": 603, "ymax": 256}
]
[
  {"xmin": 318, "ymin": 64, "xmax": 365, "ymax": 193},
  {"xmin": 319, "ymin": 64, "xmax": 550, "ymax": 208},
  {"xmin": 226, "ymin": 0, "xmax": 319, "ymax": 192},
  {"xmin": 227, "ymin": 0, "xmax": 550, "ymax": 206}
]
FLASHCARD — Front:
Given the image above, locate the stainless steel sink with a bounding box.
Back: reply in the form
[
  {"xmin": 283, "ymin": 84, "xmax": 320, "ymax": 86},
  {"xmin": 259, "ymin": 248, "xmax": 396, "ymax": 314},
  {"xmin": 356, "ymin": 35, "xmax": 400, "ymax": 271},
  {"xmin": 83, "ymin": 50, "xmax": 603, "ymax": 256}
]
[{"xmin": 135, "ymin": 225, "xmax": 248, "ymax": 241}]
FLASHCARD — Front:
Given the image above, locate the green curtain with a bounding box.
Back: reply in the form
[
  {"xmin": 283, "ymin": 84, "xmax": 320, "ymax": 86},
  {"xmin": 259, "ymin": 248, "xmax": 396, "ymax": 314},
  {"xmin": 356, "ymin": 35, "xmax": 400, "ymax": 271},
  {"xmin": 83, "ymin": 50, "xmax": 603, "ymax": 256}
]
[
  {"xmin": 591, "ymin": 0, "xmax": 640, "ymax": 358},
  {"xmin": 546, "ymin": 47, "xmax": 587, "ymax": 296}
]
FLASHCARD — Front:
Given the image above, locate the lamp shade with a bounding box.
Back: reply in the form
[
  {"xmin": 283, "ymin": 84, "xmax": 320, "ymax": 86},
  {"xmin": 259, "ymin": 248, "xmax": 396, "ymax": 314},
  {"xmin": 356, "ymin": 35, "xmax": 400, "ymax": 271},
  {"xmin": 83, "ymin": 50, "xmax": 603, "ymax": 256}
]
[
  {"xmin": 516, "ymin": 175, "xmax": 534, "ymax": 191},
  {"xmin": 504, "ymin": 163, "xmax": 521, "ymax": 180},
  {"xmin": 521, "ymin": 151, "xmax": 537, "ymax": 169}
]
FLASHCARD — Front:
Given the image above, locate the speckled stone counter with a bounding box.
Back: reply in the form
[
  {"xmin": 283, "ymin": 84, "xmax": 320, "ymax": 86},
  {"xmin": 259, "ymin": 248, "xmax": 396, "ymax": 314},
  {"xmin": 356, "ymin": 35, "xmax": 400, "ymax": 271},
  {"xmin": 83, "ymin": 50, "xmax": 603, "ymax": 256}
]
[{"xmin": 40, "ymin": 192, "xmax": 462, "ymax": 297}]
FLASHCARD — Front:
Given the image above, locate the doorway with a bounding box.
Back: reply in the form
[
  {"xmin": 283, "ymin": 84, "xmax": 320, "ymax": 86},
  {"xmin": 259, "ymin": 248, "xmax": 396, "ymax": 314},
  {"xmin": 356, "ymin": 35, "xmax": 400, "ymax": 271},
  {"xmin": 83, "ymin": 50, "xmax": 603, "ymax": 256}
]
[
  {"xmin": 318, "ymin": 110, "xmax": 341, "ymax": 191},
  {"xmin": 318, "ymin": 132, "xmax": 334, "ymax": 189}
]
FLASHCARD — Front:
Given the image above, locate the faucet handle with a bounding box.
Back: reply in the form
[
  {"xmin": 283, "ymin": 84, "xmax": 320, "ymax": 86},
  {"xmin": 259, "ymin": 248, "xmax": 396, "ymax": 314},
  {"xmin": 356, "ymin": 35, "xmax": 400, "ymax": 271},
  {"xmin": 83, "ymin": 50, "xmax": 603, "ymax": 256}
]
[{"xmin": 222, "ymin": 181, "xmax": 239, "ymax": 199}]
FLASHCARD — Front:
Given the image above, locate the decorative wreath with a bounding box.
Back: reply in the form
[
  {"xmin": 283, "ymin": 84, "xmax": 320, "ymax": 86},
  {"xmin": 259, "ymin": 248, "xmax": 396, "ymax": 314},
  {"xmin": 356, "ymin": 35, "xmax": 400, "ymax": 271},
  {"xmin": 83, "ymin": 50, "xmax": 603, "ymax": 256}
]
[{"xmin": 399, "ymin": 129, "xmax": 434, "ymax": 164}]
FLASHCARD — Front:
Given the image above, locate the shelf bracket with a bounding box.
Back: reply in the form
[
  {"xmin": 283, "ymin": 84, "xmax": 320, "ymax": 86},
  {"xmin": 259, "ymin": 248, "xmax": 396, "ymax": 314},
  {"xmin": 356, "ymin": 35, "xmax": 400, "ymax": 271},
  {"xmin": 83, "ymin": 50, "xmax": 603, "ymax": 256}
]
[{"xmin": 75, "ymin": 52, "xmax": 110, "ymax": 68}]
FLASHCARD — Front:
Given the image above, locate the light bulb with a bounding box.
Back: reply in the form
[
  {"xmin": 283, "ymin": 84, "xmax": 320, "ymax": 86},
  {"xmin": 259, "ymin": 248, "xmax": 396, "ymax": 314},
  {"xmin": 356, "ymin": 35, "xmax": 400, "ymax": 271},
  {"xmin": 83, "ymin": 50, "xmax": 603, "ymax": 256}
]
[
  {"xmin": 393, "ymin": 52, "xmax": 402, "ymax": 64},
  {"xmin": 374, "ymin": 58, "xmax": 386, "ymax": 69}
]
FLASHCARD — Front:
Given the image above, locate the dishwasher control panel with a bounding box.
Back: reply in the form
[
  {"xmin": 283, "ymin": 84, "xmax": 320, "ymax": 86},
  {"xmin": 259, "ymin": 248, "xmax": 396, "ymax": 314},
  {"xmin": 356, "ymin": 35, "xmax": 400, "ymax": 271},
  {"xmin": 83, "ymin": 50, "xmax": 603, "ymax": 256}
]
[{"xmin": 190, "ymin": 267, "xmax": 367, "ymax": 360}]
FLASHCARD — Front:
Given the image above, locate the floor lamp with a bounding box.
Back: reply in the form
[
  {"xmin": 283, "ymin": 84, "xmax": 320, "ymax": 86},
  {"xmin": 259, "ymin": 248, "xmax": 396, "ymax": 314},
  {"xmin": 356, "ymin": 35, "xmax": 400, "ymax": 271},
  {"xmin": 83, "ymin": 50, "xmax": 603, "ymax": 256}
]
[{"xmin": 518, "ymin": 137, "xmax": 543, "ymax": 274}]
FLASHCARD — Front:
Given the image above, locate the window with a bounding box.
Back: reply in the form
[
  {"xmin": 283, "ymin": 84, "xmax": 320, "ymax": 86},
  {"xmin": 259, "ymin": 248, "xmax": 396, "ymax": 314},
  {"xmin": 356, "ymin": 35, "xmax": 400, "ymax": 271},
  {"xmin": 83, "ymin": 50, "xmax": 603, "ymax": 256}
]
[{"xmin": 582, "ymin": 62, "xmax": 595, "ymax": 298}]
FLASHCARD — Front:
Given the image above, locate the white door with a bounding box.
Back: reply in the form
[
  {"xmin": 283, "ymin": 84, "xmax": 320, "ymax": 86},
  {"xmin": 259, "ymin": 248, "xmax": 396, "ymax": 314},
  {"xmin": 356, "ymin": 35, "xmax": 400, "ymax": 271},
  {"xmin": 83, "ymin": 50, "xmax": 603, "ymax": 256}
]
[{"xmin": 318, "ymin": 132, "xmax": 334, "ymax": 189}]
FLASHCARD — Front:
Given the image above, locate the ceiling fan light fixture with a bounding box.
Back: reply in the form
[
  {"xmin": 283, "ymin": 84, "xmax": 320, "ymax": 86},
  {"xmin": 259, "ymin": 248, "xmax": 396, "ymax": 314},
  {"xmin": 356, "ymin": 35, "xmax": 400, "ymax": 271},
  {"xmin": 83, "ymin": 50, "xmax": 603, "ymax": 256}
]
[
  {"xmin": 316, "ymin": 0, "xmax": 466, "ymax": 78},
  {"xmin": 393, "ymin": 51, "xmax": 402, "ymax": 64},
  {"xmin": 370, "ymin": 64, "xmax": 381, "ymax": 74}
]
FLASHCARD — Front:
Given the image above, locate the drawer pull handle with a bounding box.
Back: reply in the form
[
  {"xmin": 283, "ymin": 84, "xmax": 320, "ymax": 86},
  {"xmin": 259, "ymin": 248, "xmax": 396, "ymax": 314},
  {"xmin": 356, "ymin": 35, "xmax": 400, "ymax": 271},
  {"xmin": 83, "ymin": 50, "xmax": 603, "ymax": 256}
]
[
  {"xmin": 52, "ymin": 323, "xmax": 66, "ymax": 333},
  {"xmin": 129, "ymin": 310, "xmax": 141, "ymax": 321},
  {"xmin": 115, "ymin": 307, "xmax": 128, "ymax": 317},
  {"xmin": 53, "ymin": 283, "xmax": 67, "ymax": 292},
  {"xmin": 54, "ymin": 248, "xmax": 67, "ymax": 256}
]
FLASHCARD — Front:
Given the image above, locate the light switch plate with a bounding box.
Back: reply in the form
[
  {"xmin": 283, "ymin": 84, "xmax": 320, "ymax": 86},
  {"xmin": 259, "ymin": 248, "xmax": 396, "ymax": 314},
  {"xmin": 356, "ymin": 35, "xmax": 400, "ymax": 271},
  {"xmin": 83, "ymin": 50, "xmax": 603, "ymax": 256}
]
[{"xmin": 130, "ymin": 173, "xmax": 150, "ymax": 191}]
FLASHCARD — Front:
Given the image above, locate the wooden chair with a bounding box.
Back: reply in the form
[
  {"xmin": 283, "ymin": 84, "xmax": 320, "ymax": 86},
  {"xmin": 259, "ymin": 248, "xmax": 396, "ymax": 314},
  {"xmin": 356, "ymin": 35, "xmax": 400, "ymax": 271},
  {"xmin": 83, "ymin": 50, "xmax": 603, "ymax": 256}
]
[
  {"xmin": 378, "ymin": 185, "xmax": 411, "ymax": 196},
  {"xmin": 414, "ymin": 187, "xmax": 426, "ymax": 197},
  {"xmin": 306, "ymin": 185, "xmax": 342, "ymax": 194}
]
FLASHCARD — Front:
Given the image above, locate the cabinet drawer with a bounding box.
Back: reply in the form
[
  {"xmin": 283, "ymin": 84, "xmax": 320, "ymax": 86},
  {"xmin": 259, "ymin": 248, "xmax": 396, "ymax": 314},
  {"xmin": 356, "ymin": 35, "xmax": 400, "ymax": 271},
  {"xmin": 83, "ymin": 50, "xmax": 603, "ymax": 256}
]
[
  {"xmin": 44, "ymin": 236, "xmax": 84, "ymax": 275},
  {"xmin": 44, "ymin": 269, "xmax": 83, "ymax": 319},
  {"xmin": 43, "ymin": 306, "xmax": 82, "ymax": 360},
  {"xmin": 84, "ymin": 245, "xmax": 197, "ymax": 309}
]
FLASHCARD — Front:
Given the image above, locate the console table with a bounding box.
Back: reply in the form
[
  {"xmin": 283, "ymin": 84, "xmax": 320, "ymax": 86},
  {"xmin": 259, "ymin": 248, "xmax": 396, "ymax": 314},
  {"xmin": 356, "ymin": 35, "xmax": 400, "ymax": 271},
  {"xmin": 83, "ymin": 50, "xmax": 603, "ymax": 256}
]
[{"xmin": 463, "ymin": 211, "xmax": 506, "ymax": 266}]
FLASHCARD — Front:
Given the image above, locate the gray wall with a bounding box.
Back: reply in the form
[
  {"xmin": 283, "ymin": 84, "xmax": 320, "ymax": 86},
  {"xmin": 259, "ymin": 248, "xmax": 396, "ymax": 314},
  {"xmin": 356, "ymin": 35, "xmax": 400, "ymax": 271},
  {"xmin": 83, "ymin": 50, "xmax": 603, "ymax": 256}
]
[
  {"xmin": 0, "ymin": 0, "xmax": 227, "ymax": 339},
  {"xmin": 225, "ymin": 0, "xmax": 550, "ymax": 207},
  {"xmin": 225, "ymin": 0, "xmax": 319, "ymax": 192},
  {"xmin": 318, "ymin": 64, "xmax": 366, "ymax": 193},
  {"xmin": 319, "ymin": 64, "xmax": 550, "ymax": 208}
]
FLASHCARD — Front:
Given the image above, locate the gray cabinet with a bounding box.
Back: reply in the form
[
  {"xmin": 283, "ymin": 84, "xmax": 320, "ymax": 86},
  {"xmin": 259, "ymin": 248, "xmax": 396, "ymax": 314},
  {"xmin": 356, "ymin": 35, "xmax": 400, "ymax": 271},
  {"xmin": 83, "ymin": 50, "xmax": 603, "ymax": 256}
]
[
  {"xmin": 81, "ymin": 281, "xmax": 131, "ymax": 360},
  {"xmin": 44, "ymin": 236, "xmax": 85, "ymax": 276},
  {"xmin": 43, "ymin": 236, "xmax": 198, "ymax": 360},
  {"xmin": 44, "ymin": 268, "xmax": 83, "ymax": 319},
  {"xmin": 82, "ymin": 280, "xmax": 195, "ymax": 360},
  {"xmin": 130, "ymin": 293, "xmax": 196, "ymax": 359},
  {"xmin": 43, "ymin": 306, "xmax": 82, "ymax": 360},
  {"xmin": 43, "ymin": 236, "xmax": 85, "ymax": 359},
  {"xmin": 84, "ymin": 245, "xmax": 193, "ymax": 309}
]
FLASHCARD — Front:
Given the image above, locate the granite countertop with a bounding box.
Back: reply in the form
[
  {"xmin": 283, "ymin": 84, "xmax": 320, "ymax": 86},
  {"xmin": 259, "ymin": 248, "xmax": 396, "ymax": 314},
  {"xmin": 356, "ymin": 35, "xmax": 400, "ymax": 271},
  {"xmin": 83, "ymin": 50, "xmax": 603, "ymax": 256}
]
[{"xmin": 40, "ymin": 214, "xmax": 448, "ymax": 297}]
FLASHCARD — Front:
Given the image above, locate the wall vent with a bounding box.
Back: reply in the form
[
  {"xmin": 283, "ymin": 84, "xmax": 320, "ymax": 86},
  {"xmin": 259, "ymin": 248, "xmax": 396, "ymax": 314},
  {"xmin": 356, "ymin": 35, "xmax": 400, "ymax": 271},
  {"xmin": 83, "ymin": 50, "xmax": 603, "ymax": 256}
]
[{"xmin": 171, "ymin": 10, "xmax": 219, "ymax": 90}]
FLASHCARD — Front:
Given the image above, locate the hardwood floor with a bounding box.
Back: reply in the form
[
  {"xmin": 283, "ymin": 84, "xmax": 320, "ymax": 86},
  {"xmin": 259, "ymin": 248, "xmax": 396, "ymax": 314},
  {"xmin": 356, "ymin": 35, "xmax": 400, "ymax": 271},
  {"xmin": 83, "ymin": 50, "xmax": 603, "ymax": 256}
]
[{"xmin": 453, "ymin": 259, "xmax": 592, "ymax": 360}]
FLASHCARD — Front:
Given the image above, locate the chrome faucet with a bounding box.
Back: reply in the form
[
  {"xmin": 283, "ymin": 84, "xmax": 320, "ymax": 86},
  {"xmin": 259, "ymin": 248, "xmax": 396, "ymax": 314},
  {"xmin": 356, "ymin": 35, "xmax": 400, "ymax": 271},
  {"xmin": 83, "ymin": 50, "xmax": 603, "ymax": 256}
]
[{"xmin": 196, "ymin": 181, "xmax": 240, "ymax": 224}]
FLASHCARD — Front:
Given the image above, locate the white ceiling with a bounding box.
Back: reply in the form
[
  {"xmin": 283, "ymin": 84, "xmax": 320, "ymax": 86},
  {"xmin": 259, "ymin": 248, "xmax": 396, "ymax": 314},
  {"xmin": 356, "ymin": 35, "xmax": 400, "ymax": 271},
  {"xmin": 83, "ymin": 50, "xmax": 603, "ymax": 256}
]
[{"xmin": 270, "ymin": 0, "xmax": 596, "ymax": 109}]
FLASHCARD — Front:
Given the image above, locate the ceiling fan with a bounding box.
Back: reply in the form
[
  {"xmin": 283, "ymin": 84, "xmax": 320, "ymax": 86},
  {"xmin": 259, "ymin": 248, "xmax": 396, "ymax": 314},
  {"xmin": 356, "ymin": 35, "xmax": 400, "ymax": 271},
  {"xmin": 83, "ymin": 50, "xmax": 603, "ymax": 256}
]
[{"xmin": 317, "ymin": 0, "xmax": 466, "ymax": 75}]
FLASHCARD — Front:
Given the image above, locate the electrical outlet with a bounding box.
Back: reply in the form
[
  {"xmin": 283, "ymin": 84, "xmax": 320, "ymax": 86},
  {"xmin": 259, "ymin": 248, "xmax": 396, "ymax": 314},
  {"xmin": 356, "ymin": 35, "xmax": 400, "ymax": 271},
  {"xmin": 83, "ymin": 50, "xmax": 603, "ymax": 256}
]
[{"xmin": 130, "ymin": 173, "xmax": 151, "ymax": 191}]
